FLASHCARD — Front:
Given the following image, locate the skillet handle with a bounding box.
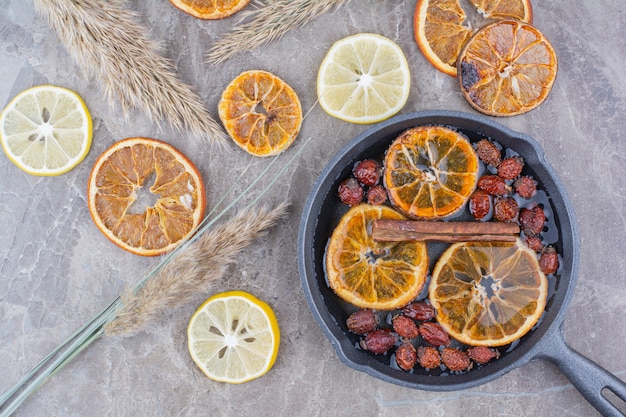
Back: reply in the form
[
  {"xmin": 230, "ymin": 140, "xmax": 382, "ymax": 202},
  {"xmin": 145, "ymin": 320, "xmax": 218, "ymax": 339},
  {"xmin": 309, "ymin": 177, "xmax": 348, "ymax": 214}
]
[{"xmin": 536, "ymin": 325, "xmax": 626, "ymax": 416}]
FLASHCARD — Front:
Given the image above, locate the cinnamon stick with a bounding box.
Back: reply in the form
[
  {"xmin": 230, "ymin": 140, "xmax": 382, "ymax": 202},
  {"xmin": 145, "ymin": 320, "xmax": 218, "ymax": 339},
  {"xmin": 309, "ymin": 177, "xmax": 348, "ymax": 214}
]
[{"xmin": 372, "ymin": 220, "xmax": 519, "ymax": 243}]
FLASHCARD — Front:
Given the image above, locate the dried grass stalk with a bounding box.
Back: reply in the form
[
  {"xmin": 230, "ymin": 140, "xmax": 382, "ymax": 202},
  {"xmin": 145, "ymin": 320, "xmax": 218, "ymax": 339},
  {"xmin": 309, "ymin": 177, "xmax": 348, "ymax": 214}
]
[
  {"xmin": 33, "ymin": 0, "xmax": 227, "ymax": 145},
  {"xmin": 207, "ymin": 0, "xmax": 352, "ymax": 64},
  {"xmin": 104, "ymin": 201, "xmax": 289, "ymax": 337}
]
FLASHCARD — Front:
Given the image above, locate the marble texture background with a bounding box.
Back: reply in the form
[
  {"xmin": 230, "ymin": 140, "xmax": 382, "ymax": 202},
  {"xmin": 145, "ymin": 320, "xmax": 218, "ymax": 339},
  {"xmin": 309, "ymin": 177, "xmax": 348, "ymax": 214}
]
[{"xmin": 1, "ymin": 1, "xmax": 625, "ymax": 416}]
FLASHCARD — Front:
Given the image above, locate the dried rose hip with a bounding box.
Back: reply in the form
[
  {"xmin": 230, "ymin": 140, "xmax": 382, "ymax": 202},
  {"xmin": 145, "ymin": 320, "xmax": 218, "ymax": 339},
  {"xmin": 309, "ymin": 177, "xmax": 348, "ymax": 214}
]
[
  {"xmin": 540, "ymin": 246, "xmax": 559, "ymax": 275},
  {"xmin": 417, "ymin": 346, "xmax": 441, "ymax": 369},
  {"xmin": 475, "ymin": 139, "xmax": 501, "ymax": 167},
  {"xmin": 402, "ymin": 301, "xmax": 435, "ymax": 321},
  {"xmin": 467, "ymin": 346, "xmax": 500, "ymax": 365},
  {"xmin": 497, "ymin": 156, "xmax": 525, "ymax": 180},
  {"xmin": 338, "ymin": 178, "xmax": 364, "ymax": 206},
  {"xmin": 519, "ymin": 206, "xmax": 546, "ymax": 236},
  {"xmin": 392, "ymin": 315, "xmax": 419, "ymax": 339},
  {"xmin": 478, "ymin": 175, "xmax": 510, "ymax": 196},
  {"xmin": 360, "ymin": 329, "xmax": 397, "ymax": 354},
  {"xmin": 353, "ymin": 159, "xmax": 382, "ymax": 187},
  {"xmin": 525, "ymin": 235, "xmax": 544, "ymax": 252},
  {"xmin": 493, "ymin": 197, "xmax": 519, "ymax": 222},
  {"xmin": 468, "ymin": 190, "xmax": 492, "ymax": 220},
  {"xmin": 441, "ymin": 348, "xmax": 472, "ymax": 372},
  {"xmin": 514, "ymin": 176, "xmax": 537, "ymax": 199},
  {"xmin": 419, "ymin": 322, "xmax": 451, "ymax": 347},
  {"xmin": 366, "ymin": 185, "xmax": 387, "ymax": 205},
  {"xmin": 395, "ymin": 342, "xmax": 418, "ymax": 371},
  {"xmin": 346, "ymin": 309, "xmax": 378, "ymax": 335}
]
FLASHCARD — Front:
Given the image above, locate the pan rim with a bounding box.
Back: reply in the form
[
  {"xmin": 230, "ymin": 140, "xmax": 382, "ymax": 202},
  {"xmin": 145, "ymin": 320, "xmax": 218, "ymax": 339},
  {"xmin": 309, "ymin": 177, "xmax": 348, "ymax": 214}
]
[{"xmin": 298, "ymin": 109, "xmax": 580, "ymax": 390}]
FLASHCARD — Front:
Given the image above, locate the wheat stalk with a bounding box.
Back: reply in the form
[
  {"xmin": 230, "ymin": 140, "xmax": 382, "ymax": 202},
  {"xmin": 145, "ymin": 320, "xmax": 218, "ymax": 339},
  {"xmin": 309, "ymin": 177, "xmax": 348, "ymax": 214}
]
[
  {"xmin": 33, "ymin": 0, "xmax": 228, "ymax": 145},
  {"xmin": 207, "ymin": 0, "xmax": 353, "ymax": 64},
  {"xmin": 104, "ymin": 202, "xmax": 289, "ymax": 337}
]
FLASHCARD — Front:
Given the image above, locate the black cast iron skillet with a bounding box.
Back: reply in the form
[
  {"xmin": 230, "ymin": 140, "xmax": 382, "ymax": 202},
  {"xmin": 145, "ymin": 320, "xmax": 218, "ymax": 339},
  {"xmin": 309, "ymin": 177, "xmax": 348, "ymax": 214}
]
[{"xmin": 298, "ymin": 110, "xmax": 626, "ymax": 416}]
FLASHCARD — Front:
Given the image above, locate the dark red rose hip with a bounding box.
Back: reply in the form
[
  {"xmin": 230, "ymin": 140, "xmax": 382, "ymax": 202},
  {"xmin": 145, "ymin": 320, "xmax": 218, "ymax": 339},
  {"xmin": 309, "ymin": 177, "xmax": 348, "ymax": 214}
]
[
  {"xmin": 519, "ymin": 206, "xmax": 546, "ymax": 236},
  {"xmin": 539, "ymin": 246, "xmax": 559, "ymax": 275},
  {"xmin": 366, "ymin": 185, "xmax": 387, "ymax": 205},
  {"xmin": 493, "ymin": 197, "xmax": 519, "ymax": 222},
  {"xmin": 395, "ymin": 342, "xmax": 417, "ymax": 371},
  {"xmin": 346, "ymin": 309, "xmax": 378, "ymax": 334},
  {"xmin": 441, "ymin": 348, "xmax": 472, "ymax": 371},
  {"xmin": 475, "ymin": 139, "xmax": 502, "ymax": 167},
  {"xmin": 468, "ymin": 190, "xmax": 492, "ymax": 220},
  {"xmin": 419, "ymin": 322, "xmax": 451, "ymax": 347},
  {"xmin": 360, "ymin": 329, "xmax": 397, "ymax": 354},
  {"xmin": 525, "ymin": 235, "xmax": 544, "ymax": 252},
  {"xmin": 467, "ymin": 346, "xmax": 500, "ymax": 364},
  {"xmin": 417, "ymin": 346, "xmax": 441, "ymax": 369},
  {"xmin": 514, "ymin": 176, "xmax": 537, "ymax": 199},
  {"xmin": 478, "ymin": 175, "xmax": 510, "ymax": 196},
  {"xmin": 338, "ymin": 177, "xmax": 363, "ymax": 206},
  {"xmin": 402, "ymin": 301, "xmax": 435, "ymax": 321},
  {"xmin": 353, "ymin": 159, "xmax": 382, "ymax": 187},
  {"xmin": 497, "ymin": 156, "xmax": 525, "ymax": 180},
  {"xmin": 392, "ymin": 314, "xmax": 419, "ymax": 339}
]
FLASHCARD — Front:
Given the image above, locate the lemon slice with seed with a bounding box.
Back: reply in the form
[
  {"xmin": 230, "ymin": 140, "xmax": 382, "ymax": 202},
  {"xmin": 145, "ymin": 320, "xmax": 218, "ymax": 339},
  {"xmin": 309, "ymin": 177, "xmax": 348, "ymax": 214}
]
[
  {"xmin": 0, "ymin": 85, "xmax": 92, "ymax": 176},
  {"xmin": 187, "ymin": 290, "xmax": 280, "ymax": 384},
  {"xmin": 317, "ymin": 33, "xmax": 411, "ymax": 124}
]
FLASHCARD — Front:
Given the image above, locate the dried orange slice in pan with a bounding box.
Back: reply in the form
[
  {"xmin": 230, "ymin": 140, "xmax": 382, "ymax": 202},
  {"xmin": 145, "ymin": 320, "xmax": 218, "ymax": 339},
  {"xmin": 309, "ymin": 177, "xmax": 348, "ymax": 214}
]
[
  {"xmin": 429, "ymin": 239, "xmax": 548, "ymax": 346},
  {"xmin": 219, "ymin": 70, "xmax": 303, "ymax": 157},
  {"xmin": 87, "ymin": 137, "xmax": 206, "ymax": 256},
  {"xmin": 458, "ymin": 20, "xmax": 558, "ymax": 116},
  {"xmin": 383, "ymin": 125, "xmax": 479, "ymax": 219},
  {"xmin": 325, "ymin": 204, "xmax": 429, "ymax": 310},
  {"xmin": 413, "ymin": 0, "xmax": 532, "ymax": 76},
  {"xmin": 169, "ymin": 0, "xmax": 250, "ymax": 19}
]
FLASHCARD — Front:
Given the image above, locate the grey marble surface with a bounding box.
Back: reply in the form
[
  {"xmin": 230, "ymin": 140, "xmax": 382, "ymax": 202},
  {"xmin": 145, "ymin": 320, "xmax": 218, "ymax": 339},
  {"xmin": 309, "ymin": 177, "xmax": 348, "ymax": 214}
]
[{"xmin": 1, "ymin": 1, "xmax": 625, "ymax": 416}]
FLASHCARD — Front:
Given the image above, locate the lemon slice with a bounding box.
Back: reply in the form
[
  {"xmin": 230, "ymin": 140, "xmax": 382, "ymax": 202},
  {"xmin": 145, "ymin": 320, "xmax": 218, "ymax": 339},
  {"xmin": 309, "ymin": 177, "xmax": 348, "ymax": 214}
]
[
  {"xmin": 0, "ymin": 85, "xmax": 92, "ymax": 176},
  {"xmin": 317, "ymin": 33, "xmax": 411, "ymax": 124},
  {"xmin": 187, "ymin": 290, "xmax": 280, "ymax": 384}
]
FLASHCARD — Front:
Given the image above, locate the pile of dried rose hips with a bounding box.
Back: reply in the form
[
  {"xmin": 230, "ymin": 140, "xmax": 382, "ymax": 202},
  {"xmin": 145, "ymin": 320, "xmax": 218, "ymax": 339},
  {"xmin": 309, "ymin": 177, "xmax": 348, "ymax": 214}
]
[
  {"xmin": 347, "ymin": 304, "xmax": 499, "ymax": 372},
  {"xmin": 470, "ymin": 138, "xmax": 558, "ymax": 275},
  {"xmin": 338, "ymin": 159, "xmax": 387, "ymax": 206}
]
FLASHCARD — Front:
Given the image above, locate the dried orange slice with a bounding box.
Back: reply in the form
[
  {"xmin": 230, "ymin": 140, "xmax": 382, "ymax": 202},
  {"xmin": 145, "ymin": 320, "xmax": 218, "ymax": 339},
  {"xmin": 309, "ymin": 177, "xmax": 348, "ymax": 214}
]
[
  {"xmin": 383, "ymin": 125, "xmax": 479, "ymax": 220},
  {"xmin": 325, "ymin": 204, "xmax": 428, "ymax": 310},
  {"xmin": 429, "ymin": 239, "xmax": 548, "ymax": 346},
  {"xmin": 87, "ymin": 137, "xmax": 206, "ymax": 256},
  {"xmin": 219, "ymin": 70, "xmax": 302, "ymax": 157},
  {"xmin": 458, "ymin": 20, "xmax": 558, "ymax": 116},
  {"xmin": 413, "ymin": 0, "xmax": 532, "ymax": 76},
  {"xmin": 169, "ymin": 0, "xmax": 250, "ymax": 19}
]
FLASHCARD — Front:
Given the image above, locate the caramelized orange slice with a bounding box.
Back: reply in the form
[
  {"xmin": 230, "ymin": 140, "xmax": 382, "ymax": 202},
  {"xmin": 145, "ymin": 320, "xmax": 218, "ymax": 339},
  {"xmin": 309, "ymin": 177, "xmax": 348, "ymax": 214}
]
[
  {"xmin": 413, "ymin": 0, "xmax": 532, "ymax": 76},
  {"xmin": 458, "ymin": 20, "xmax": 558, "ymax": 116},
  {"xmin": 219, "ymin": 70, "xmax": 302, "ymax": 157},
  {"xmin": 87, "ymin": 137, "xmax": 206, "ymax": 256},
  {"xmin": 169, "ymin": 0, "xmax": 250, "ymax": 19},
  {"xmin": 430, "ymin": 239, "xmax": 548, "ymax": 346},
  {"xmin": 383, "ymin": 125, "xmax": 479, "ymax": 219},
  {"xmin": 326, "ymin": 204, "xmax": 428, "ymax": 310}
]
